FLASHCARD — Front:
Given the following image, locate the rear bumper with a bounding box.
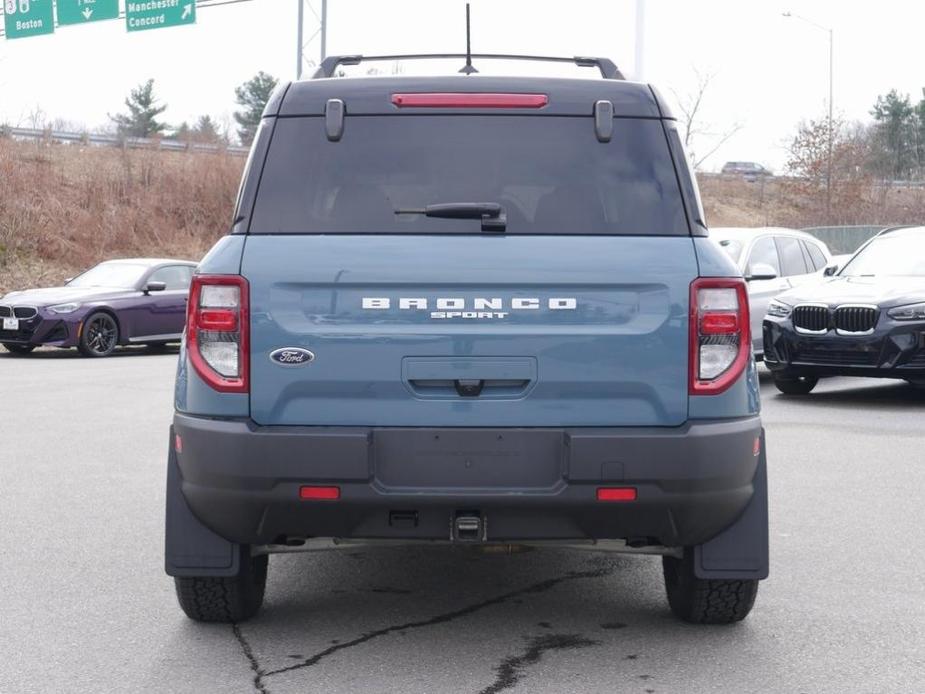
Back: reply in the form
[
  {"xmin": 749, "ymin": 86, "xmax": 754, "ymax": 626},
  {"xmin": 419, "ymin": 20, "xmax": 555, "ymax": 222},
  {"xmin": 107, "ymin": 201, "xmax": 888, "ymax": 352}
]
[{"xmin": 172, "ymin": 413, "xmax": 764, "ymax": 549}]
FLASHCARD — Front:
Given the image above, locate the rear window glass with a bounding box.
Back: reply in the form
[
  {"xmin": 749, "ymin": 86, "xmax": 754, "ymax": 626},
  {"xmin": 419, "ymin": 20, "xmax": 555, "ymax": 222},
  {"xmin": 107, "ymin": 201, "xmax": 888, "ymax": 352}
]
[{"xmin": 250, "ymin": 116, "xmax": 689, "ymax": 236}]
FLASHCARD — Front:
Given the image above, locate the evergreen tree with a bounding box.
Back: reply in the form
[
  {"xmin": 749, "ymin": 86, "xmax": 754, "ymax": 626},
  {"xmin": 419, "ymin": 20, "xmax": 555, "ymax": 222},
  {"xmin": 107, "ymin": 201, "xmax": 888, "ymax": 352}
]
[
  {"xmin": 194, "ymin": 115, "xmax": 221, "ymax": 143},
  {"xmin": 173, "ymin": 121, "xmax": 192, "ymax": 141},
  {"xmin": 869, "ymin": 90, "xmax": 916, "ymax": 180},
  {"xmin": 914, "ymin": 95, "xmax": 925, "ymax": 176},
  {"xmin": 233, "ymin": 71, "xmax": 278, "ymax": 145},
  {"xmin": 109, "ymin": 79, "xmax": 168, "ymax": 138}
]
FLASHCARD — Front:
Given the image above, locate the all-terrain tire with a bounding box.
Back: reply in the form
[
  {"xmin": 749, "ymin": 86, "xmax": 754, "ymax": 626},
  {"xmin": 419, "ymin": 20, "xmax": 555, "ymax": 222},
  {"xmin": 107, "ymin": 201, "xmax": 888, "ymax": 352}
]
[
  {"xmin": 772, "ymin": 374, "xmax": 818, "ymax": 395},
  {"xmin": 662, "ymin": 552, "xmax": 759, "ymax": 624},
  {"xmin": 174, "ymin": 550, "xmax": 268, "ymax": 623},
  {"xmin": 2, "ymin": 343, "xmax": 35, "ymax": 355}
]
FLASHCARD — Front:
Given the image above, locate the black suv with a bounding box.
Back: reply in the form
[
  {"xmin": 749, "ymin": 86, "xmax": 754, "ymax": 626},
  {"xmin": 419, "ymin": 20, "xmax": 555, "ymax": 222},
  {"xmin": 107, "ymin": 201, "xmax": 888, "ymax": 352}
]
[{"xmin": 764, "ymin": 225, "xmax": 925, "ymax": 392}]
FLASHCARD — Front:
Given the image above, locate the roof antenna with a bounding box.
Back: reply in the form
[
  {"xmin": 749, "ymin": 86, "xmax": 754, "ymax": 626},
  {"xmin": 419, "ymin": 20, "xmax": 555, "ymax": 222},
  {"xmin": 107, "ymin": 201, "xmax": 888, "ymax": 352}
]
[{"xmin": 459, "ymin": 3, "xmax": 478, "ymax": 74}]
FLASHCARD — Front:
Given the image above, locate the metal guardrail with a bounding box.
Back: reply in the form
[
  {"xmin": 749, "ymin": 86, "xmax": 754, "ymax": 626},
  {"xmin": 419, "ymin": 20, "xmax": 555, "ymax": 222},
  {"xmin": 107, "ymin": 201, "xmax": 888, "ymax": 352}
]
[{"xmin": 0, "ymin": 126, "xmax": 250, "ymax": 156}]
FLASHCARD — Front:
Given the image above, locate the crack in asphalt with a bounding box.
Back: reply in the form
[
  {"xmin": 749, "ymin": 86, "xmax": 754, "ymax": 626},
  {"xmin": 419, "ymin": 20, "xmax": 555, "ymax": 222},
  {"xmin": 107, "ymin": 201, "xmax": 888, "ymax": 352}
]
[
  {"xmin": 232, "ymin": 623, "xmax": 270, "ymax": 694},
  {"xmin": 478, "ymin": 633, "xmax": 600, "ymax": 694},
  {"xmin": 262, "ymin": 566, "xmax": 613, "ymax": 679}
]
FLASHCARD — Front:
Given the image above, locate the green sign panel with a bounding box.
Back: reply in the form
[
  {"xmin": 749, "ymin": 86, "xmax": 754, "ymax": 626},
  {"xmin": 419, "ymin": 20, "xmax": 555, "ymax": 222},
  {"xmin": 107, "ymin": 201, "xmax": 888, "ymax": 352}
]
[
  {"xmin": 3, "ymin": 0, "xmax": 54, "ymax": 39},
  {"xmin": 57, "ymin": 0, "xmax": 119, "ymax": 25},
  {"xmin": 126, "ymin": 0, "xmax": 196, "ymax": 32}
]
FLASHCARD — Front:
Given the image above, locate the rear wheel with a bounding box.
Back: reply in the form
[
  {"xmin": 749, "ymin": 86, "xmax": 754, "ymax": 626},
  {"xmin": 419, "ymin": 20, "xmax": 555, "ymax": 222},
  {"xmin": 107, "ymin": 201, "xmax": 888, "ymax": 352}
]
[
  {"xmin": 174, "ymin": 549, "xmax": 268, "ymax": 623},
  {"xmin": 772, "ymin": 374, "xmax": 818, "ymax": 395},
  {"xmin": 78, "ymin": 312, "xmax": 119, "ymax": 357},
  {"xmin": 2, "ymin": 343, "xmax": 35, "ymax": 355},
  {"xmin": 663, "ymin": 552, "xmax": 758, "ymax": 624}
]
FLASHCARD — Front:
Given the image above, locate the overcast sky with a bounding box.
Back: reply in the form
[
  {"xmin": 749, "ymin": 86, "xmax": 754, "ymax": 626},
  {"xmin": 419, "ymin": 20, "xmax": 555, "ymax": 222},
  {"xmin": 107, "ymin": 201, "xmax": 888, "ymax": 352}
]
[{"xmin": 0, "ymin": 0, "xmax": 922, "ymax": 171}]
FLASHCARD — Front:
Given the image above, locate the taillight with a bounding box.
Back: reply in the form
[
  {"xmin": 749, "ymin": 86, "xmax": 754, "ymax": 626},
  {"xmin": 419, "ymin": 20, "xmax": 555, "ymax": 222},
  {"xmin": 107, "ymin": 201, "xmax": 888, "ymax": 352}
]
[
  {"xmin": 689, "ymin": 278, "xmax": 750, "ymax": 395},
  {"xmin": 187, "ymin": 275, "xmax": 249, "ymax": 393}
]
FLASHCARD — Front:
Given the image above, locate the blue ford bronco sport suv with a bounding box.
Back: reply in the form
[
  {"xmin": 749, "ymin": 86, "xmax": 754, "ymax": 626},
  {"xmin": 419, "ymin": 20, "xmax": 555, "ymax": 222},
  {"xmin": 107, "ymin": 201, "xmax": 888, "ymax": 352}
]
[{"xmin": 165, "ymin": 54, "xmax": 768, "ymax": 625}]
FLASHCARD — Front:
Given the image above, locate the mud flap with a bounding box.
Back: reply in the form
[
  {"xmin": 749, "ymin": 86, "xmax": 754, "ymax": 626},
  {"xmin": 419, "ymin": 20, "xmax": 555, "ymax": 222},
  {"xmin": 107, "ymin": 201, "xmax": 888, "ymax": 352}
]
[
  {"xmin": 165, "ymin": 427, "xmax": 241, "ymax": 577},
  {"xmin": 693, "ymin": 428, "xmax": 769, "ymax": 580}
]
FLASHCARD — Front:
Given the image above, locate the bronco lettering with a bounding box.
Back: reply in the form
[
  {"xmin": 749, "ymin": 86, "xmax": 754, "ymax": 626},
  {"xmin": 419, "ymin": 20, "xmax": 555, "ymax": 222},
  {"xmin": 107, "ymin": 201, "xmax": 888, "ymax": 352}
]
[{"xmin": 362, "ymin": 297, "xmax": 577, "ymax": 312}]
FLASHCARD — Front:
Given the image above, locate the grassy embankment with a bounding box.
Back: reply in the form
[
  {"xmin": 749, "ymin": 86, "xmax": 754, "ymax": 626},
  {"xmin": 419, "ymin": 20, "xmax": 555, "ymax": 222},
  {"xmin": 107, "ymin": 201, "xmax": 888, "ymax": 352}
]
[{"xmin": 0, "ymin": 138, "xmax": 240, "ymax": 294}]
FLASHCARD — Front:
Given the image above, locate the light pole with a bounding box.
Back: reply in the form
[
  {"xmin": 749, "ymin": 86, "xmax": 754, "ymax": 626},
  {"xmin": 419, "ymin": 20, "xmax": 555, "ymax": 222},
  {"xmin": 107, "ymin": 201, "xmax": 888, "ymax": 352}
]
[
  {"xmin": 783, "ymin": 11, "xmax": 834, "ymax": 221},
  {"xmin": 634, "ymin": 0, "xmax": 646, "ymax": 81},
  {"xmin": 297, "ymin": 0, "xmax": 304, "ymax": 79}
]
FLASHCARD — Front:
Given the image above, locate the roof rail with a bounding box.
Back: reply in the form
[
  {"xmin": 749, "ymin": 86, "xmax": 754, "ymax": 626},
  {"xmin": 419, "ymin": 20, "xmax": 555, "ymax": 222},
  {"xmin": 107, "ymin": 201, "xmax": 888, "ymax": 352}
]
[{"xmin": 311, "ymin": 54, "xmax": 625, "ymax": 80}]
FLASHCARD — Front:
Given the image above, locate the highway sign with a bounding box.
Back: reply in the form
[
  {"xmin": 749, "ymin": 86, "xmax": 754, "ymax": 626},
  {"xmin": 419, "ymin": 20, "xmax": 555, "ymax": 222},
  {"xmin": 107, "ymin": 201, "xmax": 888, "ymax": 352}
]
[
  {"xmin": 57, "ymin": 0, "xmax": 119, "ymax": 25},
  {"xmin": 3, "ymin": 0, "xmax": 54, "ymax": 39},
  {"xmin": 126, "ymin": 0, "xmax": 196, "ymax": 32}
]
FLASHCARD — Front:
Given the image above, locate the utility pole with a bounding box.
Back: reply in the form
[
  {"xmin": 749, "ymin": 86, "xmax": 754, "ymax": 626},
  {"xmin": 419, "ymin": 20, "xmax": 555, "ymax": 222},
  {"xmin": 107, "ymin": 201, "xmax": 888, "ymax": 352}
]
[
  {"xmin": 296, "ymin": 0, "xmax": 304, "ymax": 79},
  {"xmin": 827, "ymin": 26, "xmax": 833, "ymax": 222},
  {"xmin": 634, "ymin": 0, "xmax": 645, "ymax": 81},
  {"xmin": 783, "ymin": 11, "xmax": 834, "ymax": 222},
  {"xmin": 321, "ymin": 0, "xmax": 327, "ymax": 64},
  {"xmin": 297, "ymin": 0, "xmax": 328, "ymax": 80}
]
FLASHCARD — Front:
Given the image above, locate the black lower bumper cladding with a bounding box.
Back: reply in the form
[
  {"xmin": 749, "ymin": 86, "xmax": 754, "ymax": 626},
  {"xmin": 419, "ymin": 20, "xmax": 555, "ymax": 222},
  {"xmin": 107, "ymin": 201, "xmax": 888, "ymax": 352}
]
[
  {"xmin": 0, "ymin": 317, "xmax": 69, "ymax": 346},
  {"xmin": 165, "ymin": 414, "xmax": 769, "ymax": 581},
  {"xmin": 764, "ymin": 320, "xmax": 925, "ymax": 379}
]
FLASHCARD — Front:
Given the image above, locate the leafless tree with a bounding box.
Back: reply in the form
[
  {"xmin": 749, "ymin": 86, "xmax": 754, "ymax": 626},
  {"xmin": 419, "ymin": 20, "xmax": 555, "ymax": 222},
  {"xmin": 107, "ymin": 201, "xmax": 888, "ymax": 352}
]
[
  {"xmin": 672, "ymin": 69, "xmax": 743, "ymax": 169},
  {"xmin": 26, "ymin": 106, "xmax": 48, "ymax": 131}
]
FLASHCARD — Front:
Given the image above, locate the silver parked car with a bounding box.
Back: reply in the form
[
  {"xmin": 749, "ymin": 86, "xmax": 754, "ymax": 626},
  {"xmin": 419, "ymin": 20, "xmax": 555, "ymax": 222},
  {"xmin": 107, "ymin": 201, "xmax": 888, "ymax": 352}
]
[{"xmin": 711, "ymin": 227, "xmax": 833, "ymax": 357}]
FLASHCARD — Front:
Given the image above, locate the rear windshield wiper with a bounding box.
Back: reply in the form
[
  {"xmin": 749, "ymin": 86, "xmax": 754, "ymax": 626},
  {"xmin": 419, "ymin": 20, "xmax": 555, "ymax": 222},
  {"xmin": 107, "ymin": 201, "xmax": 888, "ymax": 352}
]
[{"xmin": 395, "ymin": 202, "xmax": 507, "ymax": 232}]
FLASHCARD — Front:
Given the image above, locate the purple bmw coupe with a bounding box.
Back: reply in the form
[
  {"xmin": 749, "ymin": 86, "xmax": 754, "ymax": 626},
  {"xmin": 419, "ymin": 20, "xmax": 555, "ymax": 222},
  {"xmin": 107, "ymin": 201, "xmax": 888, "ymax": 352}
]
[{"xmin": 0, "ymin": 258, "xmax": 197, "ymax": 357}]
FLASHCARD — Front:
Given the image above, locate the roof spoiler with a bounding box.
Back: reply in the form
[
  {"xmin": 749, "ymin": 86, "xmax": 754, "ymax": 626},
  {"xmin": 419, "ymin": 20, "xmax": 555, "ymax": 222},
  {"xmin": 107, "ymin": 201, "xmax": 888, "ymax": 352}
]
[{"xmin": 311, "ymin": 54, "xmax": 625, "ymax": 80}]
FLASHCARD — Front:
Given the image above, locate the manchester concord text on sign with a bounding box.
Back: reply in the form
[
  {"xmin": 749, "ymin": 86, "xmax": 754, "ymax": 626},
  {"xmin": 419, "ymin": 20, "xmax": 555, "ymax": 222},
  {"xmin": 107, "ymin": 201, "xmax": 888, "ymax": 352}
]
[{"xmin": 125, "ymin": 0, "xmax": 195, "ymax": 32}]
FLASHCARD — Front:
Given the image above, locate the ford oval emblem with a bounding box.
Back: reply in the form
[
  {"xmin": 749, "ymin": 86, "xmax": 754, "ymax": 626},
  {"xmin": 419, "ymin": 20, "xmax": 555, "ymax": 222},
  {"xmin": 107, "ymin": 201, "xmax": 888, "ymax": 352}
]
[{"xmin": 269, "ymin": 347, "xmax": 315, "ymax": 366}]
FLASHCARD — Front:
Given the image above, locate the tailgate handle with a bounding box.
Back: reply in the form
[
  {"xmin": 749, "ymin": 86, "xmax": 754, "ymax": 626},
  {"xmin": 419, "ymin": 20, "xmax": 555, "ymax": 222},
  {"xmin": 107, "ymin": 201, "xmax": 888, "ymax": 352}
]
[
  {"xmin": 407, "ymin": 378, "xmax": 531, "ymax": 398},
  {"xmin": 454, "ymin": 379, "xmax": 483, "ymax": 397},
  {"xmin": 403, "ymin": 357, "xmax": 537, "ymax": 399}
]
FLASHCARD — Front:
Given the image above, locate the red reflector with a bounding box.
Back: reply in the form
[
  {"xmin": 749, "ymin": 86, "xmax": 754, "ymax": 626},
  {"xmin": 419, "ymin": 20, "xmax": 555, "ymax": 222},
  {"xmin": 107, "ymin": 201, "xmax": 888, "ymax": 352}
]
[
  {"xmin": 299, "ymin": 486, "xmax": 340, "ymax": 500},
  {"xmin": 753, "ymin": 436, "xmax": 761, "ymax": 457},
  {"xmin": 700, "ymin": 312, "xmax": 739, "ymax": 335},
  {"xmin": 596, "ymin": 487, "xmax": 637, "ymax": 502},
  {"xmin": 391, "ymin": 93, "xmax": 548, "ymax": 108},
  {"xmin": 198, "ymin": 309, "xmax": 238, "ymax": 331},
  {"xmin": 174, "ymin": 433, "xmax": 182, "ymax": 453}
]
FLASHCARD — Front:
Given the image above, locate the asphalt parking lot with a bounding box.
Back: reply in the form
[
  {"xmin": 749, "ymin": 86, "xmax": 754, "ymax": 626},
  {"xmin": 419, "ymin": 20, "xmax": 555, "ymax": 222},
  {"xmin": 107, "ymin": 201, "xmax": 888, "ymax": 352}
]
[{"xmin": 2, "ymin": 349, "xmax": 924, "ymax": 694}]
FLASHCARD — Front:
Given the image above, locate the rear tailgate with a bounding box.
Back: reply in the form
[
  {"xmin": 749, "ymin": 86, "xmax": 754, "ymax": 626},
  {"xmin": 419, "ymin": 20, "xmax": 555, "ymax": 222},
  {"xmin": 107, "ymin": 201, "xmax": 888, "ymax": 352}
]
[
  {"xmin": 243, "ymin": 234, "xmax": 696, "ymax": 427},
  {"xmin": 241, "ymin": 96, "xmax": 699, "ymax": 427}
]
